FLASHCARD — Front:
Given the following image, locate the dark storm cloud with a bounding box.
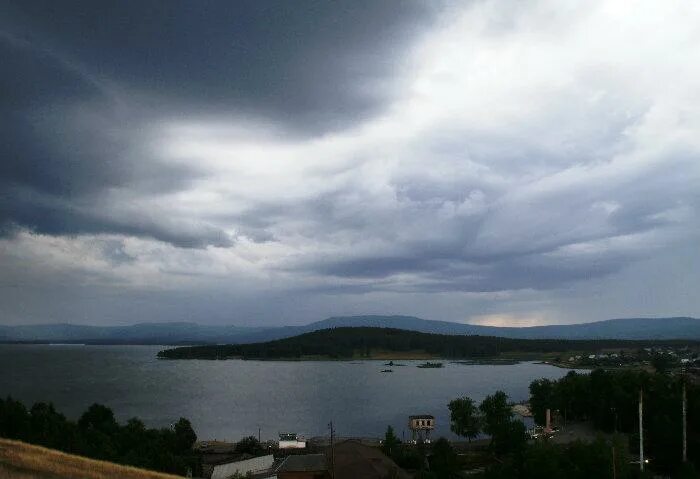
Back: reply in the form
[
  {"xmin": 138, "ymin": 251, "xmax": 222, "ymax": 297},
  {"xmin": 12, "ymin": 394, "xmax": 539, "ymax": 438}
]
[
  {"xmin": 301, "ymin": 246, "xmax": 625, "ymax": 291},
  {"xmin": 1, "ymin": 185, "xmax": 233, "ymax": 247},
  {"xmin": 0, "ymin": 36, "xmax": 107, "ymax": 195},
  {"xmin": 0, "ymin": 40, "xmax": 217, "ymax": 246},
  {"xmin": 0, "ymin": 0, "xmax": 438, "ymax": 246},
  {"xmin": 5, "ymin": 0, "xmax": 436, "ymax": 130}
]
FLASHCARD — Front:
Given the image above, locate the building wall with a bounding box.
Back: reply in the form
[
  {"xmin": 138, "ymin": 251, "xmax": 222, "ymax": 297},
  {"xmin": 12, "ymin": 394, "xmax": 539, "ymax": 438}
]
[
  {"xmin": 211, "ymin": 454, "xmax": 274, "ymax": 479},
  {"xmin": 279, "ymin": 440, "xmax": 307, "ymax": 449},
  {"xmin": 409, "ymin": 418, "xmax": 434, "ymax": 429},
  {"xmin": 277, "ymin": 472, "xmax": 329, "ymax": 479}
]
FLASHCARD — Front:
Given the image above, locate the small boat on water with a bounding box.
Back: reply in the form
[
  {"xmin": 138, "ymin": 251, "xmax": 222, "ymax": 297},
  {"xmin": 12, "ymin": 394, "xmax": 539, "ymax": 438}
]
[
  {"xmin": 417, "ymin": 361, "xmax": 443, "ymax": 368},
  {"xmin": 381, "ymin": 369, "xmax": 393, "ymax": 373},
  {"xmin": 384, "ymin": 360, "xmax": 406, "ymax": 367}
]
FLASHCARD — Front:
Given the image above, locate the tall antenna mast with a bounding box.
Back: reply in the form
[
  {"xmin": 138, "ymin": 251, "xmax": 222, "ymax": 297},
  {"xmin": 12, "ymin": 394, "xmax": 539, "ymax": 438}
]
[
  {"xmin": 328, "ymin": 421, "xmax": 335, "ymax": 479},
  {"xmin": 639, "ymin": 388, "xmax": 644, "ymax": 472},
  {"xmin": 682, "ymin": 370, "xmax": 687, "ymax": 463}
]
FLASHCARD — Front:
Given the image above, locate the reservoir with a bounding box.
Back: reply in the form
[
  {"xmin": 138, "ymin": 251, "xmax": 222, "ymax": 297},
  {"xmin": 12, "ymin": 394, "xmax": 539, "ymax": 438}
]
[{"xmin": 0, "ymin": 344, "xmax": 579, "ymax": 441}]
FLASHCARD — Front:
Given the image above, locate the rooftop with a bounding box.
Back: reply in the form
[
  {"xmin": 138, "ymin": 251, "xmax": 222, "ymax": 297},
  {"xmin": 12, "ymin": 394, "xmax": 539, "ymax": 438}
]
[
  {"xmin": 333, "ymin": 440, "xmax": 411, "ymax": 479},
  {"xmin": 276, "ymin": 454, "xmax": 328, "ymax": 473}
]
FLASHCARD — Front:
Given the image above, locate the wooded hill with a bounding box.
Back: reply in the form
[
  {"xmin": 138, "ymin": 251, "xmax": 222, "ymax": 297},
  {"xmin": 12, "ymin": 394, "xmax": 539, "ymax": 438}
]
[{"xmin": 156, "ymin": 327, "xmax": 700, "ymax": 360}]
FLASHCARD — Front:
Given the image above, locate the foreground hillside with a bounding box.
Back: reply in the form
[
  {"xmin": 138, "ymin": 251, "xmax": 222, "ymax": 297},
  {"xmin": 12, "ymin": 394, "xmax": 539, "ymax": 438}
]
[
  {"xmin": 0, "ymin": 438, "xmax": 183, "ymax": 479},
  {"xmin": 157, "ymin": 326, "xmax": 700, "ymax": 360}
]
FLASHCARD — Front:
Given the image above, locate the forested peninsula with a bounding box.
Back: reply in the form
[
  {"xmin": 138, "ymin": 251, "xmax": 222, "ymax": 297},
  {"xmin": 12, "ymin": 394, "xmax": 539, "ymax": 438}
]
[{"xmin": 156, "ymin": 327, "xmax": 699, "ymax": 360}]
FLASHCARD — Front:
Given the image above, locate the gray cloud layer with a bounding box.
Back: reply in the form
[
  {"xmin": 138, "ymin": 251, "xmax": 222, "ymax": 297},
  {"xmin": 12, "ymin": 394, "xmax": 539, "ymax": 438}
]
[
  {"xmin": 1, "ymin": 1, "xmax": 699, "ymax": 326},
  {"xmin": 1, "ymin": 0, "xmax": 436, "ymax": 244}
]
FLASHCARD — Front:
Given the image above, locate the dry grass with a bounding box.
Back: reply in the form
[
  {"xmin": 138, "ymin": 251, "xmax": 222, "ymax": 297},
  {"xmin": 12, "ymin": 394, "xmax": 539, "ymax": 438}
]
[{"xmin": 0, "ymin": 438, "xmax": 183, "ymax": 479}]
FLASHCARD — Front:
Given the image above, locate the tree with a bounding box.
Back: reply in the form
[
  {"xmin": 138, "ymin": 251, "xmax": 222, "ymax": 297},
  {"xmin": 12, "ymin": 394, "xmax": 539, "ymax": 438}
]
[
  {"xmin": 479, "ymin": 391, "xmax": 527, "ymax": 456},
  {"xmin": 382, "ymin": 425, "xmax": 400, "ymax": 457},
  {"xmin": 0, "ymin": 396, "xmax": 30, "ymax": 440},
  {"xmin": 651, "ymin": 353, "xmax": 674, "ymax": 374},
  {"xmin": 173, "ymin": 418, "xmax": 197, "ymax": 453},
  {"xmin": 493, "ymin": 419, "xmax": 526, "ymax": 457},
  {"xmin": 29, "ymin": 402, "xmax": 72, "ymax": 450},
  {"xmin": 235, "ymin": 436, "xmax": 264, "ymax": 456},
  {"xmin": 430, "ymin": 438, "xmax": 458, "ymax": 479},
  {"xmin": 78, "ymin": 403, "xmax": 118, "ymax": 436},
  {"xmin": 479, "ymin": 391, "xmax": 512, "ymax": 439},
  {"xmin": 448, "ymin": 396, "xmax": 481, "ymax": 443},
  {"xmin": 529, "ymin": 379, "xmax": 556, "ymax": 426},
  {"xmin": 519, "ymin": 441, "xmax": 564, "ymax": 478}
]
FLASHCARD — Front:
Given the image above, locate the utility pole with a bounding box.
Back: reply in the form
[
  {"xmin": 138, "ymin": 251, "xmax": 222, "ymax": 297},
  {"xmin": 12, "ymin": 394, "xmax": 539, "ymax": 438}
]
[
  {"xmin": 258, "ymin": 427, "xmax": 261, "ymax": 443},
  {"xmin": 328, "ymin": 421, "xmax": 335, "ymax": 479},
  {"xmin": 612, "ymin": 443, "xmax": 617, "ymax": 479},
  {"xmin": 682, "ymin": 371, "xmax": 687, "ymax": 463},
  {"xmin": 639, "ymin": 388, "xmax": 644, "ymax": 472}
]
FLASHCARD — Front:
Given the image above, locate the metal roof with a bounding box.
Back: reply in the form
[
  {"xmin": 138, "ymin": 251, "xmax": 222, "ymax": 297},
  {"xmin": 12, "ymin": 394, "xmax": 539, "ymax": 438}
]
[{"xmin": 276, "ymin": 454, "xmax": 328, "ymax": 472}]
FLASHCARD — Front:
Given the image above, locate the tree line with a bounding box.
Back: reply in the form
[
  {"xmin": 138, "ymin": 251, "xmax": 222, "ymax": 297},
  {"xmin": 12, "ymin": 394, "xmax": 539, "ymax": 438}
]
[
  {"xmin": 379, "ymin": 391, "xmax": 529, "ymax": 478},
  {"xmin": 378, "ymin": 369, "xmax": 699, "ymax": 478},
  {"xmin": 528, "ymin": 369, "xmax": 699, "ymax": 475},
  {"xmin": 440, "ymin": 369, "xmax": 699, "ymax": 478},
  {"xmin": 157, "ymin": 327, "xmax": 699, "ymax": 360},
  {"xmin": 443, "ymin": 389, "xmax": 641, "ymax": 478},
  {"xmin": 0, "ymin": 398, "xmax": 200, "ymax": 476}
]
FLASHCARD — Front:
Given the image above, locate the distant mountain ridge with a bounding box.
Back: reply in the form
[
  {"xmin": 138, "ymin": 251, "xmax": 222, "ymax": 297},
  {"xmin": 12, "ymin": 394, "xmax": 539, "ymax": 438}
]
[
  {"xmin": 312, "ymin": 315, "xmax": 700, "ymax": 340},
  {"xmin": 1, "ymin": 315, "xmax": 699, "ymax": 345}
]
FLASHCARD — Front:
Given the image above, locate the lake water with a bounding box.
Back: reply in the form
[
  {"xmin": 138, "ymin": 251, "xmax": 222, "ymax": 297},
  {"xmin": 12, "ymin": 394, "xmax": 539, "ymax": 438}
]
[{"xmin": 0, "ymin": 345, "xmax": 579, "ymax": 442}]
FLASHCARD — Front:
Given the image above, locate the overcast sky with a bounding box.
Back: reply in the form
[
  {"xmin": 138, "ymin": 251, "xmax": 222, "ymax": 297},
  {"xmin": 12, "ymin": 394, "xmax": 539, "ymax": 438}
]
[{"xmin": 1, "ymin": 1, "xmax": 699, "ymax": 327}]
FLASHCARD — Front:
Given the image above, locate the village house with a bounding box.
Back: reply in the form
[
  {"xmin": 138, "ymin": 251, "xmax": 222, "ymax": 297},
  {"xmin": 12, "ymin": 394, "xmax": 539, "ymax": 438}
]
[{"xmin": 408, "ymin": 414, "xmax": 435, "ymax": 443}]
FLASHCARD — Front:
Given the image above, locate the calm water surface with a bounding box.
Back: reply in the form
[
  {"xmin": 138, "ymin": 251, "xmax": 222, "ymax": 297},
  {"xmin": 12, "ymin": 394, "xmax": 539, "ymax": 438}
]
[{"xmin": 0, "ymin": 345, "xmax": 580, "ymax": 441}]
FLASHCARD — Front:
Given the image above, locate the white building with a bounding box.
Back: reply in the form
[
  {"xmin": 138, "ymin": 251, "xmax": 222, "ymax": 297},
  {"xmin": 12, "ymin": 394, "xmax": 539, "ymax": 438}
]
[
  {"xmin": 278, "ymin": 432, "xmax": 306, "ymax": 449},
  {"xmin": 210, "ymin": 454, "xmax": 275, "ymax": 479}
]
